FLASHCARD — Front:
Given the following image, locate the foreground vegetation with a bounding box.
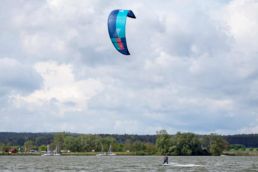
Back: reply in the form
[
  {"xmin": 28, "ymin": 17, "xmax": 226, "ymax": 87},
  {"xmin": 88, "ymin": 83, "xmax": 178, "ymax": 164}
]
[
  {"xmin": 156, "ymin": 130, "xmax": 229, "ymax": 156},
  {"xmin": 0, "ymin": 130, "xmax": 237, "ymax": 156},
  {"xmin": 223, "ymin": 145, "xmax": 258, "ymax": 156}
]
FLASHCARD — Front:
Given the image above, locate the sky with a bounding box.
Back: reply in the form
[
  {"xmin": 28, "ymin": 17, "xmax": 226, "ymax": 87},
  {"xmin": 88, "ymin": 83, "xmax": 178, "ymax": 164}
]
[{"xmin": 0, "ymin": 0, "xmax": 258, "ymax": 134}]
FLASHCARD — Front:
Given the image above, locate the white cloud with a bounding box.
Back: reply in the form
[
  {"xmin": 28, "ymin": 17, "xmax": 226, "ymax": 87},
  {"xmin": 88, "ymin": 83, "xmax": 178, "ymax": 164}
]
[
  {"xmin": 221, "ymin": 0, "xmax": 258, "ymax": 52},
  {"xmin": 13, "ymin": 61, "xmax": 104, "ymax": 114},
  {"xmin": 0, "ymin": 57, "xmax": 42, "ymax": 93}
]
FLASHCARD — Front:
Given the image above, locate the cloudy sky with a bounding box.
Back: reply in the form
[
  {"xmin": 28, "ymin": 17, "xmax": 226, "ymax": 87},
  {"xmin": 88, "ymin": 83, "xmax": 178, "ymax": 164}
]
[{"xmin": 0, "ymin": 0, "xmax": 258, "ymax": 134}]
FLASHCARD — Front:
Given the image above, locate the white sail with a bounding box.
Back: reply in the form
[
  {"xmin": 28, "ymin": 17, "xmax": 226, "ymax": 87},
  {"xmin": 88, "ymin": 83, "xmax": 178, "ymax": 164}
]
[
  {"xmin": 42, "ymin": 145, "xmax": 53, "ymax": 156},
  {"xmin": 107, "ymin": 144, "xmax": 116, "ymax": 156}
]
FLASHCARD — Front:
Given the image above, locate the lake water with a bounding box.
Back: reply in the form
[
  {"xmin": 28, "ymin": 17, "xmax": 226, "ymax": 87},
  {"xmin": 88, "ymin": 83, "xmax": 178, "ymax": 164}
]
[{"xmin": 0, "ymin": 156, "xmax": 258, "ymax": 172}]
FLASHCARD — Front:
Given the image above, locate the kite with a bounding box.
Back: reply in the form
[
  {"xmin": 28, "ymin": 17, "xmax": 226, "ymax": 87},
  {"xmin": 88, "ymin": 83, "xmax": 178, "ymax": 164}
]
[{"xmin": 108, "ymin": 9, "xmax": 136, "ymax": 55}]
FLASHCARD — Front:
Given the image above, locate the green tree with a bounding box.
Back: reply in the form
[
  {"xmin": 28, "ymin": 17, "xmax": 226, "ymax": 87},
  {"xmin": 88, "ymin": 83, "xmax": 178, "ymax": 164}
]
[
  {"xmin": 156, "ymin": 130, "xmax": 171, "ymax": 155},
  {"xmin": 172, "ymin": 132, "xmax": 202, "ymax": 156},
  {"xmin": 209, "ymin": 135, "xmax": 229, "ymax": 156},
  {"xmin": 229, "ymin": 144, "xmax": 245, "ymax": 151},
  {"xmin": 168, "ymin": 145, "xmax": 178, "ymax": 155},
  {"xmin": 132, "ymin": 141, "xmax": 146, "ymax": 152},
  {"xmin": 124, "ymin": 139, "xmax": 133, "ymax": 152},
  {"xmin": 53, "ymin": 132, "xmax": 65, "ymax": 152},
  {"xmin": 100, "ymin": 137, "xmax": 116, "ymax": 152},
  {"xmin": 145, "ymin": 143, "xmax": 157, "ymax": 155},
  {"xmin": 1, "ymin": 145, "xmax": 11, "ymax": 153},
  {"xmin": 24, "ymin": 140, "xmax": 34, "ymax": 153},
  {"xmin": 64, "ymin": 136, "xmax": 81, "ymax": 152},
  {"xmin": 0, "ymin": 144, "xmax": 4, "ymax": 153},
  {"xmin": 38, "ymin": 145, "xmax": 47, "ymax": 152}
]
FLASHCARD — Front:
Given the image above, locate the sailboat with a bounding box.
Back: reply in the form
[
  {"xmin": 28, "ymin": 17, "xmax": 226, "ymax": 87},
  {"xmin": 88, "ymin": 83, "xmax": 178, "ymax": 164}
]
[
  {"xmin": 96, "ymin": 144, "xmax": 106, "ymax": 156},
  {"xmin": 96, "ymin": 144, "xmax": 116, "ymax": 156},
  {"xmin": 53, "ymin": 145, "xmax": 61, "ymax": 156},
  {"xmin": 107, "ymin": 145, "xmax": 116, "ymax": 156},
  {"xmin": 41, "ymin": 145, "xmax": 53, "ymax": 156},
  {"xmin": 42, "ymin": 145, "xmax": 61, "ymax": 156}
]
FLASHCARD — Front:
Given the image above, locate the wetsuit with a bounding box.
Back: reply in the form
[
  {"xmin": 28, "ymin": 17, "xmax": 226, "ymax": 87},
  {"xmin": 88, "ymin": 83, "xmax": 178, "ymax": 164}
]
[{"xmin": 163, "ymin": 156, "xmax": 168, "ymax": 164}]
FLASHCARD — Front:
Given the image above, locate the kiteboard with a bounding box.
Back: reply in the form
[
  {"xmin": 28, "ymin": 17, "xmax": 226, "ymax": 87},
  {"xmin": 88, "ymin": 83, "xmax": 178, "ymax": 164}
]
[{"xmin": 161, "ymin": 163, "xmax": 202, "ymax": 167}]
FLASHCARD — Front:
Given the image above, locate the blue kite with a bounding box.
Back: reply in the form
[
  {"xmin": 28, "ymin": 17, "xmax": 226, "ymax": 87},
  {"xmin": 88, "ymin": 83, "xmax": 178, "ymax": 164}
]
[{"xmin": 108, "ymin": 9, "xmax": 136, "ymax": 55}]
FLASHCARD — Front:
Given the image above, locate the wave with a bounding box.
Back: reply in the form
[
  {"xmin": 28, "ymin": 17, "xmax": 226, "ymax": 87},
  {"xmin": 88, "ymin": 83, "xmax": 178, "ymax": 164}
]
[{"xmin": 163, "ymin": 162, "xmax": 202, "ymax": 167}]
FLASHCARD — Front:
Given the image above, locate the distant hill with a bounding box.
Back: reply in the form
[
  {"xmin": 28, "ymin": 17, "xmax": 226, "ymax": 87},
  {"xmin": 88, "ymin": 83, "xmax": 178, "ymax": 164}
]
[
  {"xmin": 224, "ymin": 134, "xmax": 258, "ymax": 148},
  {"xmin": 0, "ymin": 132, "xmax": 54, "ymax": 146},
  {"xmin": 0, "ymin": 132, "xmax": 257, "ymax": 147},
  {"xmin": 0, "ymin": 132, "xmax": 156, "ymax": 146}
]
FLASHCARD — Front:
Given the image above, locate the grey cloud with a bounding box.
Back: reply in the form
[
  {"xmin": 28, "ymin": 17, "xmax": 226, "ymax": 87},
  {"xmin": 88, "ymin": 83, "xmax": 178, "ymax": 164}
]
[{"xmin": 0, "ymin": 58, "xmax": 42, "ymax": 94}]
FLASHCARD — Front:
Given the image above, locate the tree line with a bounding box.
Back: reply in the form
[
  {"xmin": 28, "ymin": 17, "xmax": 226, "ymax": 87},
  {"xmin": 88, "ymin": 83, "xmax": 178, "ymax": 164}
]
[
  {"xmin": 1, "ymin": 132, "xmax": 258, "ymax": 148},
  {"xmin": 0, "ymin": 131, "xmax": 231, "ymax": 156},
  {"xmin": 0, "ymin": 133, "xmax": 157, "ymax": 155}
]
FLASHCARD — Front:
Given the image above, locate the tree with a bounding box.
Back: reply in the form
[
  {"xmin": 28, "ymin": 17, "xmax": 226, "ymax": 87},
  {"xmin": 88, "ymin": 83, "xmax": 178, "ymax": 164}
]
[
  {"xmin": 145, "ymin": 143, "xmax": 157, "ymax": 155},
  {"xmin": 24, "ymin": 140, "xmax": 34, "ymax": 153},
  {"xmin": 229, "ymin": 144, "xmax": 245, "ymax": 151},
  {"xmin": 64, "ymin": 136, "xmax": 81, "ymax": 152},
  {"xmin": 80, "ymin": 135, "xmax": 101, "ymax": 152},
  {"xmin": 53, "ymin": 132, "xmax": 65, "ymax": 152},
  {"xmin": 100, "ymin": 137, "xmax": 116, "ymax": 152},
  {"xmin": 38, "ymin": 145, "xmax": 47, "ymax": 152},
  {"xmin": 156, "ymin": 130, "xmax": 171, "ymax": 155},
  {"xmin": 172, "ymin": 132, "xmax": 202, "ymax": 156},
  {"xmin": 132, "ymin": 141, "xmax": 146, "ymax": 152},
  {"xmin": 209, "ymin": 135, "xmax": 229, "ymax": 156},
  {"xmin": 0, "ymin": 144, "xmax": 4, "ymax": 152}
]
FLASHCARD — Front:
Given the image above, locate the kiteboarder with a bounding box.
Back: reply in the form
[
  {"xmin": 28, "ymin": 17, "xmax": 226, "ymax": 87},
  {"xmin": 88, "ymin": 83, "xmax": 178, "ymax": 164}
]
[{"xmin": 163, "ymin": 155, "xmax": 169, "ymax": 165}]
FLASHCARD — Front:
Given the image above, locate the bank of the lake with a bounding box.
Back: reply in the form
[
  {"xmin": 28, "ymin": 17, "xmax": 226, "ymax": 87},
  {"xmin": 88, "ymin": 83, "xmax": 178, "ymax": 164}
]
[
  {"xmin": 2, "ymin": 151, "xmax": 258, "ymax": 156},
  {"xmin": 0, "ymin": 152, "xmax": 154, "ymax": 156}
]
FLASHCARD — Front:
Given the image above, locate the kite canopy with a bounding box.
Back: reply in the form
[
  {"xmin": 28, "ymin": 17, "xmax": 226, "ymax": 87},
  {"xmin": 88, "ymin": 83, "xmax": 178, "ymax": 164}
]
[{"xmin": 108, "ymin": 9, "xmax": 136, "ymax": 55}]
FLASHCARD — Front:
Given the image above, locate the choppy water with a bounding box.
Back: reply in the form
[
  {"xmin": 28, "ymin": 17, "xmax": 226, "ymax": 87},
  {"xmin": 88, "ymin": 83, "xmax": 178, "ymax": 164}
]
[{"xmin": 0, "ymin": 156, "xmax": 258, "ymax": 172}]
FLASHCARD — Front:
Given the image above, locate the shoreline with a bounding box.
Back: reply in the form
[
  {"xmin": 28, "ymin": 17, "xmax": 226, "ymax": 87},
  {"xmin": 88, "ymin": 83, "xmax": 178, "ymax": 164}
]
[{"xmin": 1, "ymin": 152, "xmax": 258, "ymax": 156}]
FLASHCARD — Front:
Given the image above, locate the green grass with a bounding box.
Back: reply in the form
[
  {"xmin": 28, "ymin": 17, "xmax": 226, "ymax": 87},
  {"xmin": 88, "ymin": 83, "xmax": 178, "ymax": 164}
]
[{"xmin": 223, "ymin": 148, "xmax": 258, "ymax": 156}]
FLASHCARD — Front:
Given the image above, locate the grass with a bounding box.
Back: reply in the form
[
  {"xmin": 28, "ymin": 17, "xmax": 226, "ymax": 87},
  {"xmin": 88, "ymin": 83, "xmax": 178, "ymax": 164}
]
[{"xmin": 223, "ymin": 148, "xmax": 258, "ymax": 156}]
